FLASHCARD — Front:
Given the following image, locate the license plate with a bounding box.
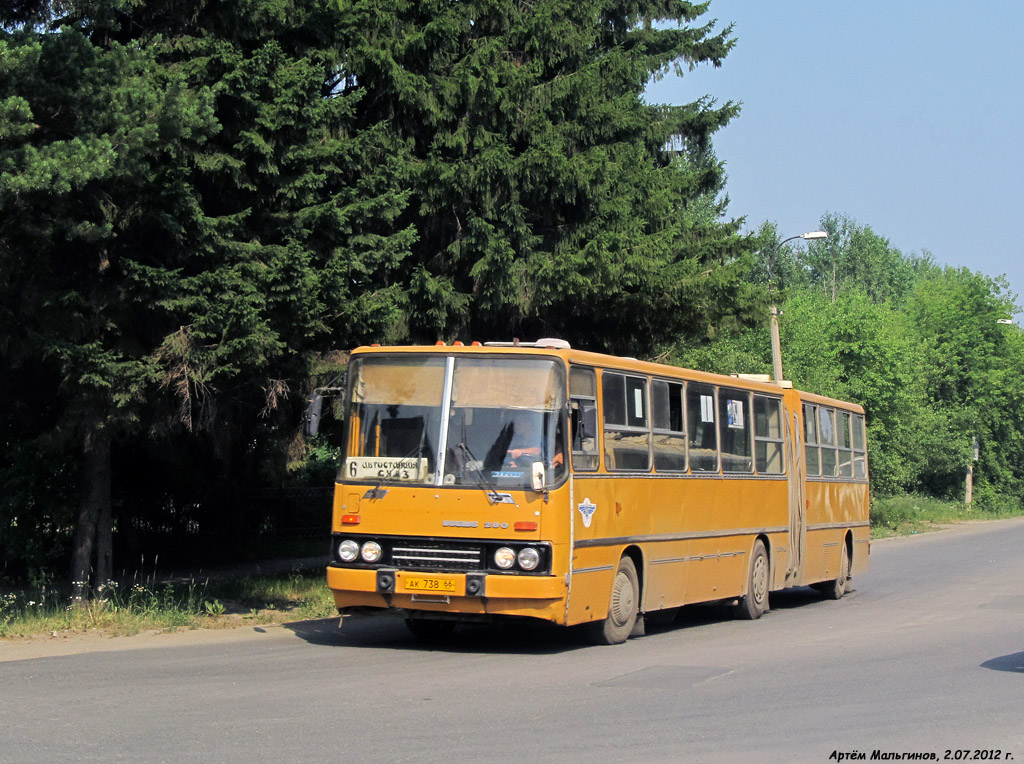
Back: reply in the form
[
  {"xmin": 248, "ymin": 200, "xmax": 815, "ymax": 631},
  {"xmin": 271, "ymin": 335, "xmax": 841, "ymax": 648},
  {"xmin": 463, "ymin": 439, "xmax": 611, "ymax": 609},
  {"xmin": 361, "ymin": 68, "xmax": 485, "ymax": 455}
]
[{"xmin": 402, "ymin": 575, "xmax": 459, "ymax": 594}]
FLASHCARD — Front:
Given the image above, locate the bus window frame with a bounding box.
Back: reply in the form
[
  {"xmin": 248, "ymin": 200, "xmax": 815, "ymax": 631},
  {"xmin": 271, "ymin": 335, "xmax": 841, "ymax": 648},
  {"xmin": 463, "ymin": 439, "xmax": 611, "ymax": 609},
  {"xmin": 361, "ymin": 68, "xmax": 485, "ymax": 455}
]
[
  {"xmin": 686, "ymin": 381, "xmax": 720, "ymax": 473},
  {"xmin": 569, "ymin": 365, "xmax": 600, "ymax": 472},
  {"xmin": 836, "ymin": 410, "xmax": 854, "ymax": 477},
  {"xmin": 804, "ymin": 403, "xmax": 821, "ymax": 477},
  {"xmin": 852, "ymin": 413, "xmax": 868, "ymax": 478},
  {"xmin": 601, "ymin": 370, "xmax": 652, "ymax": 472},
  {"xmin": 719, "ymin": 388, "xmax": 754, "ymax": 473},
  {"xmin": 818, "ymin": 406, "xmax": 838, "ymax": 477},
  {"xmin": 753, "ymin": 394, "xmax": 786, "ymax": 475},
  {"xmin": 804, "ymin": 403, "xmax": 868, "ymax": 481},
  {"xmin": 652, "ymin": 377, "xmax": 687, "ymax": 472}
]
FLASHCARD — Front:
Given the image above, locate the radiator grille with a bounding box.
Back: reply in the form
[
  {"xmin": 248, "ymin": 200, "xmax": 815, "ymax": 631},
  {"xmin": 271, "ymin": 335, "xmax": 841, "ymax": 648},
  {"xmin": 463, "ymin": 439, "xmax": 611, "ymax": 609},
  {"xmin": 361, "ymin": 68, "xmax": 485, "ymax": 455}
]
[{"xmin": 390, "ymin": 542, "xmax": 484, "ymax": 571}]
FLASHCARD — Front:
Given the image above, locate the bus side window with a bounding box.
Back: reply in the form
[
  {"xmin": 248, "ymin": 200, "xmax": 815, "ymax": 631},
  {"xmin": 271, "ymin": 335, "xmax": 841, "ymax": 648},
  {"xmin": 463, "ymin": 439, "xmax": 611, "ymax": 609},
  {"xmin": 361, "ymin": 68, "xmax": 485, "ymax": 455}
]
[
  {"xmin": 754, "ymin": 395, "xmax": 785, "ymax": 474},
  {"xmin": 603, "ymin": 372, "xmax": 652, "ymax": 471},
  {"xmin": 819, "ymin": 407, "xmax": 837, "ymax": 477},
  {"xmin": 652, "ymin": 379, "xmax": 686, "ymax": 471},
  {"xmin": 837, "ymin": 411, "xmax": 854, "ymax": 477},
  {"xmin": 686, "ymin": 383, "xmax": 718, "ymax": 472},
  {"xmin": 569, "ymin": 366, "xmax": 599, "ymax": 471},
  {"xmin": 719, "ymin": 389, "xmax": 752, "ymax": 473},
  {"xmin": 852, "ymin": 414, "xmax": 868, "ymax": 478},
  {"xmin": 804, "ymin": 404, "xmax": 820, "ymax": 476}
]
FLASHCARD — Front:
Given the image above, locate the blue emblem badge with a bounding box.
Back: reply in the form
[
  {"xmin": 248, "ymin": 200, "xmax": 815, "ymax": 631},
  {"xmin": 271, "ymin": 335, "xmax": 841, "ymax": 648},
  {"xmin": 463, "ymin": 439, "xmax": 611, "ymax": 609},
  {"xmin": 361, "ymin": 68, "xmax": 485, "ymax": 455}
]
[{"xmin": 578, "ymin": 498, "xmax": 597, "ymax": 528}]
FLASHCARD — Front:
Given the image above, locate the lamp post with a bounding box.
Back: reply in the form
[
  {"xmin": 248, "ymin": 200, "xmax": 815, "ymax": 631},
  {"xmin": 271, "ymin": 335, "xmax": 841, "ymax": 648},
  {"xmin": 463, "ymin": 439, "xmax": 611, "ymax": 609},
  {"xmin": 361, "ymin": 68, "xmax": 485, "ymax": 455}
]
[{"xmin": 766, "ymin": 230, "xmax": 828, "ymax": 384}]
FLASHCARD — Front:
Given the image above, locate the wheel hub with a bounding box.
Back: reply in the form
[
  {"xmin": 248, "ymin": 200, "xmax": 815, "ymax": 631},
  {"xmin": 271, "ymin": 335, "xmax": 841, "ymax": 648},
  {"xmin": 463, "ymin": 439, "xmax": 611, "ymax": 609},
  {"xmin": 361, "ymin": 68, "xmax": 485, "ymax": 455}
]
[{"xmin": 610, "ymin": 571, "xmax": 636, "ymax": 625}]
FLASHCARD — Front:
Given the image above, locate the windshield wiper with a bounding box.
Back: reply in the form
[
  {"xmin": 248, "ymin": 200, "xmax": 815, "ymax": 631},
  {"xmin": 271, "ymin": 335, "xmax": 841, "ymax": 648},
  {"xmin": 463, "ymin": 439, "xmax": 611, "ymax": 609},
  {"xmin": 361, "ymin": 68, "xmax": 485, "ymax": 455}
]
[{"xmin": 457, "ymin": 442, "xmax": 517, "ymax": 506}]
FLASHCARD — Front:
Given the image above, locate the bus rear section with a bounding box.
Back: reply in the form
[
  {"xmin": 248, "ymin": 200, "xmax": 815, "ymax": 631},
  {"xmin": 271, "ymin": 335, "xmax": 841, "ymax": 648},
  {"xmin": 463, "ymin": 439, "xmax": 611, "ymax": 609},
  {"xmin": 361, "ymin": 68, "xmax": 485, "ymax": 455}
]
[{"xmin": 792, "ymin": 390, "xmax": 871, "ymax": 597}]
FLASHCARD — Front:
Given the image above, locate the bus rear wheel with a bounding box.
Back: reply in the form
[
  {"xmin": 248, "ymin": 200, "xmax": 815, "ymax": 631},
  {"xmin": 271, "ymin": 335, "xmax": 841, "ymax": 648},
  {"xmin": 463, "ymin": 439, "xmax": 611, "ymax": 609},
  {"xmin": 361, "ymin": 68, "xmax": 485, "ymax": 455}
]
[
  {"xmin": 814, "ymin": 540, "xmax": 850, "ymax": 600},
  {"xmin": 585, "ymin": 555, "xmax": 639, "ymax": 645},
  {"xmin": 733, "ymin": 540, "xmax": 769, "ymax": 620}
]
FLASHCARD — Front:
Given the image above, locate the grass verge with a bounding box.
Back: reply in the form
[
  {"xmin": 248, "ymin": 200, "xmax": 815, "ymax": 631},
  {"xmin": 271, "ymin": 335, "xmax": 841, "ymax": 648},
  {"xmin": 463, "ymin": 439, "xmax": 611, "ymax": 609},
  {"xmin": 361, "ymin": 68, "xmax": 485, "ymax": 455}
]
[
  {"xmin": 870, "ymin": 494, "xmax": 1023, "ymax": 538},
  {"xmin": 0, "ymin": 566, "xmax": 336, "ymax": 640}
]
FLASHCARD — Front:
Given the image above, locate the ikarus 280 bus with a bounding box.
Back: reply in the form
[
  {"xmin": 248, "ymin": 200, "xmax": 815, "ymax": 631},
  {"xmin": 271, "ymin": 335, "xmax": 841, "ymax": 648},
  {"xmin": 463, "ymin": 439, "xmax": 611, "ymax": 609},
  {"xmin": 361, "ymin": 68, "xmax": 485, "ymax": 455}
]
[{"xmin": 313, "ymin": 339, "xmax": 869, "ymax": 644}]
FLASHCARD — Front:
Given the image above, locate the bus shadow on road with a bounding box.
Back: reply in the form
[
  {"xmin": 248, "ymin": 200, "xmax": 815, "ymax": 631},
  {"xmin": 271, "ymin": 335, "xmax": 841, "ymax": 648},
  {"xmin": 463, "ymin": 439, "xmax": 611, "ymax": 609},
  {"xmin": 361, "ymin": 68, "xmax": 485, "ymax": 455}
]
[
  {"xmin": 765, "ymin": 586, "xmax": 836, "ymax": 611},
  {"xmin": 282, "ymin": 614, "xmax": 592, "ymax": 655},
  {"xmin": 643, "ymin": 586, "xmax": 836, "ymax": 636},
  {"xmin": 980, "ymin": 652, "xmax": 1024, "ymax": 673},
  {"xmin": 283, "ymin": 586, "xmax": 836, "ymax": 653}
]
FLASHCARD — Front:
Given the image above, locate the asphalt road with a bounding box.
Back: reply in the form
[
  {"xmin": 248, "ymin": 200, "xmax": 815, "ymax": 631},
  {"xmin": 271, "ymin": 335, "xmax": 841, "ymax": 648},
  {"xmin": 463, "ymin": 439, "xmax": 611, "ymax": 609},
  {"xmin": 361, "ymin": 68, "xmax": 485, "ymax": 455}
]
[{"xmin": 2, "ymin": 518, "xmax": 1023, "ymax": 764}]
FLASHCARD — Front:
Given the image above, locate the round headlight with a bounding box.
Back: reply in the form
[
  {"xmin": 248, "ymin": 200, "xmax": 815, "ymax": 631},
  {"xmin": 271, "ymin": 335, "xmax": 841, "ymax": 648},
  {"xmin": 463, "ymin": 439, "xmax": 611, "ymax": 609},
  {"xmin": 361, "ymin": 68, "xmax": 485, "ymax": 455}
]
[
  {"xmin": 338, "ymin": 539, "xmax": 359, "ymax": 563},
  {"xmin": 494, "ymin": 547, "xmax": 516, "ymax": 570},
  {"xmin": 361, "ymin": 541, "xmax": 383, "ymax": 563},
  {"xmin": 517, "ymin": 547, "xmax": 540, "ymax": 571}
]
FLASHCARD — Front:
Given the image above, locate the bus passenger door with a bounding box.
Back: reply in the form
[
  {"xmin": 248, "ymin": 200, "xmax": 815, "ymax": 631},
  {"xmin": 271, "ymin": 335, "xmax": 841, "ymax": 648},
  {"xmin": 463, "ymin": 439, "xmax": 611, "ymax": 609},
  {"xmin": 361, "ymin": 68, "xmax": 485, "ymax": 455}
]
[{"xmin": 785, "ymin": 408, "xmax": 806, "ymax": 582}]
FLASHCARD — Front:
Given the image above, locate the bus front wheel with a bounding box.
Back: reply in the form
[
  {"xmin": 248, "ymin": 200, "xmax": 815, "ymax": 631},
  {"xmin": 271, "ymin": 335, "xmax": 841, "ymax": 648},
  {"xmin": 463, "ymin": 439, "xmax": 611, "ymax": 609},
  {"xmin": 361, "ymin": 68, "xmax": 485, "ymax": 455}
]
[
  {"xmin": 586, "ymin": 555, "xmax": 639, "ymax": 645},
  {"xmin": 734, "ymin": 540, "xmax": 769, "ymax": 620}
]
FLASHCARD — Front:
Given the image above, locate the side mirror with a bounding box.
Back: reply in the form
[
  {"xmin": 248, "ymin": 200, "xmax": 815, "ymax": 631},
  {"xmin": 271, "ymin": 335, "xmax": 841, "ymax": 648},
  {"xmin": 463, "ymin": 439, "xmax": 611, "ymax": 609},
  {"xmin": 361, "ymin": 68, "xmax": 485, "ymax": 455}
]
[
  {"xmin": 303, "ymin": 373, "xmax": 347, "ymax": 438},
  {"xmin": 304, "ymin": 393, "xmax": 324, "ymax": 438},
  {"xmin": 531, "ymin": 460, "xmax": 546, "ymax": 492}
]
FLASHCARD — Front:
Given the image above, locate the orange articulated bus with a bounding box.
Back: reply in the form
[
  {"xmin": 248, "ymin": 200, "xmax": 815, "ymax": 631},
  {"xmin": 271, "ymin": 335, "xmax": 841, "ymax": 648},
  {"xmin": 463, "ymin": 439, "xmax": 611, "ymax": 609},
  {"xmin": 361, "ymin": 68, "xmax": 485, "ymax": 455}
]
[{"xmin": 320, "ymin": 339, "xmax": 870, "ymax": 644}]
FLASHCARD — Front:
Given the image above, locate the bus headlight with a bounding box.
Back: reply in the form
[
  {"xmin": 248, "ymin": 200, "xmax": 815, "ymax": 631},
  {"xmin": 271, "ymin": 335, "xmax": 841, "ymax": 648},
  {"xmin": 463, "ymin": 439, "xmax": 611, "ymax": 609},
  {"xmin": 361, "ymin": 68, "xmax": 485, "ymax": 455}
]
[
  {"xmin": 338, "ymin": 539, "xmax": 360, "ymax": 563},
  {"xmin": 517, "ymin": 547, "xmax": 540, "ymax": 571},
  {"xmin": 361, "ymin": 541, "xmax": 383, "ymax": 563},
  {"xmin": 494, "ymin": 547, "xmax": 516, "ymax": 570}
]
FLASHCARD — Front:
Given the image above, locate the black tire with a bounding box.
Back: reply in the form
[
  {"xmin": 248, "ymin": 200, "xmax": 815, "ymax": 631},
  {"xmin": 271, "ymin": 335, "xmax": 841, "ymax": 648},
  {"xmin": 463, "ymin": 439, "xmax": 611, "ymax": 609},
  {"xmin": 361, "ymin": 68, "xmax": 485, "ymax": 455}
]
[
  {"xmin": 585, "ymin": 556, "xmax": 640, "ymax": 645},
  {"xmin": 733, "ymin": 540, "xmax": 769, "ymax": 620},
  {"xmin": 404, "ymin": 618, "xmax": 457, "ymax": 639},
  {"xmin": 815, "ymin": 540, "xmax": 850, "ymax": 600}
]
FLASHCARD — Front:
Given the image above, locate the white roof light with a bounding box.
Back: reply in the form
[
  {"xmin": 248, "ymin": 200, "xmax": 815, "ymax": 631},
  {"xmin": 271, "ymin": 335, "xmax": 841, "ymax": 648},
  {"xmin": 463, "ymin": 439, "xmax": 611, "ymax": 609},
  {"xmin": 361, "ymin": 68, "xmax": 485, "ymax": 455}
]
[{"xmin": 535, "ymin": 338, "xmax": 571, "ymax": 349}]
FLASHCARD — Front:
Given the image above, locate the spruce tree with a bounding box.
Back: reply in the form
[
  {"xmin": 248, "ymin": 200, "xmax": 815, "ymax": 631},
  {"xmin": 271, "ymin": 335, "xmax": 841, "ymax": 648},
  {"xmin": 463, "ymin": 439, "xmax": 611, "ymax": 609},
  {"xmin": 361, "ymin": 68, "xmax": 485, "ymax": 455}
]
[
  {"xmin": 341, "ymin": 0, "xmax": 753, "ymax": 352},
  {"xmin": 2, "ymin": 0, "xmax": 753, "ymax": 584},
  {"xmin": 0, "ymin": 0, "xmax": 414, "ymax": 590}
]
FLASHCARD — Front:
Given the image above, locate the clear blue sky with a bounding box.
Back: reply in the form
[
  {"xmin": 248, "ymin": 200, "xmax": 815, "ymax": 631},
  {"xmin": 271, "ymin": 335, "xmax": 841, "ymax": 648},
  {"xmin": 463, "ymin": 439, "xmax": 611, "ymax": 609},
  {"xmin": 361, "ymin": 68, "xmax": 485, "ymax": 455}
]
[{"xmin": 646, "ymin": 1, "xmax": 1024, "ymax": 310}]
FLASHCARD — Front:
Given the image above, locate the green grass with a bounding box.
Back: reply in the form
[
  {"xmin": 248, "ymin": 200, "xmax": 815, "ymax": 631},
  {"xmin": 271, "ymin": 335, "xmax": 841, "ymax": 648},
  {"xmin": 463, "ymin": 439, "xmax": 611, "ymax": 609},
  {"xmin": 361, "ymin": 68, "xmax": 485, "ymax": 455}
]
[
  {"xmin": 0, "ymin": 567, "xmax": 336, "ymax": 640},
  {"xmin": 204, "ymin": 568, "xmax": 336, "ymax": 621},
  {"xmin": 870, "ymin": 494, "xmax": 1023, "ymax": 538}
]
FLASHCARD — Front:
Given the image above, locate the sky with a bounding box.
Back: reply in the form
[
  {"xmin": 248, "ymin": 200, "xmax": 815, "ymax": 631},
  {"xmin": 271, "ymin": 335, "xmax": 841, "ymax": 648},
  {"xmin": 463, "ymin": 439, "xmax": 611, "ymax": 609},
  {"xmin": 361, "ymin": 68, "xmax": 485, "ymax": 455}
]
[{"xmin": 646, "ymin": 1, "xmax": 1024, "ymax": 310}]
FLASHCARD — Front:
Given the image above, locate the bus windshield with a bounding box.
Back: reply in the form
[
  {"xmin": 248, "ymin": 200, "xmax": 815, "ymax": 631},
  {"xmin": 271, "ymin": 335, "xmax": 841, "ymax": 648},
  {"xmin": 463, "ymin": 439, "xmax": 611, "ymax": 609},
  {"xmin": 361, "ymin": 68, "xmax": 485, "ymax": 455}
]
[{"xmin": 342, "ymin": 354, "xmax": 567, "ymax": 490}]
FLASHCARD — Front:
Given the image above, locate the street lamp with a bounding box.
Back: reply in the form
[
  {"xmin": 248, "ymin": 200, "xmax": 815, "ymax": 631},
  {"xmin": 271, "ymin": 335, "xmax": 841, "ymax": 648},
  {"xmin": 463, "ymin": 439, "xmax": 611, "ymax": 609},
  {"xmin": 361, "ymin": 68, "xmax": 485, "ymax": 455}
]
[{"xmin": 767, "ymin": 230, "xmax": 828, "ymax": 384}]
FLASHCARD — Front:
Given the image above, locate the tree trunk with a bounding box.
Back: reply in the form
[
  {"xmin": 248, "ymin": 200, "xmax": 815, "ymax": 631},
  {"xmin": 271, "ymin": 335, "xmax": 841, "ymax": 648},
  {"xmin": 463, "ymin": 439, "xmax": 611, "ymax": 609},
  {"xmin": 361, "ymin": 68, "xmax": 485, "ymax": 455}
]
[
  {"xmin": 96, "ymin": 477, "xmax": 113, "ymax": 590},
  {"xmin": 69, "ymin": 425, "xmax": 112, "ymax": 598}
]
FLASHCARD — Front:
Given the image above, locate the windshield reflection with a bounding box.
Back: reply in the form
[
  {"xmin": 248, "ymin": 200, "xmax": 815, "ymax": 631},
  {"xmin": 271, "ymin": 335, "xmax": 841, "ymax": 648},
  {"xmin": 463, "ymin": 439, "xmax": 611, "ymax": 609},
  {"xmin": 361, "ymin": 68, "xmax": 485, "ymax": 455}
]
[
  {"xmin": 342, "ymin": 355, "xmax": 566, "ymax": 489},
  {"xmin": 445, "ymin": 407, "xmax": 565, "ymax": 489}
]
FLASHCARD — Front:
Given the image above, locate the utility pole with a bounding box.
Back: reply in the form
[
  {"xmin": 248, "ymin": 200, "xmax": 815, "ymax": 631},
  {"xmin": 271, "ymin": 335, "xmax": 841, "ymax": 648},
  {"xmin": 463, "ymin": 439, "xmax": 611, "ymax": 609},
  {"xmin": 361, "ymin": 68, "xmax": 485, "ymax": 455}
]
[
  {"xmin": 966, "ymin": 435, "xmax": 979, "ymax": 507},
  {"xmin": 766, "ymin": 231, "xmax": 828, "ymax": 384}
]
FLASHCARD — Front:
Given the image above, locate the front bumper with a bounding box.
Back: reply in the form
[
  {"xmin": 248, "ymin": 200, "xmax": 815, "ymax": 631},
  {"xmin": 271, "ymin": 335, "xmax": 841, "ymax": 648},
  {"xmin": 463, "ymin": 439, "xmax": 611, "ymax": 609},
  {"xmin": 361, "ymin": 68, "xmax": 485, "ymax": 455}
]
[{"xmin": 326, "ymin": 565, "xmax": 567, "ymax": 621}]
